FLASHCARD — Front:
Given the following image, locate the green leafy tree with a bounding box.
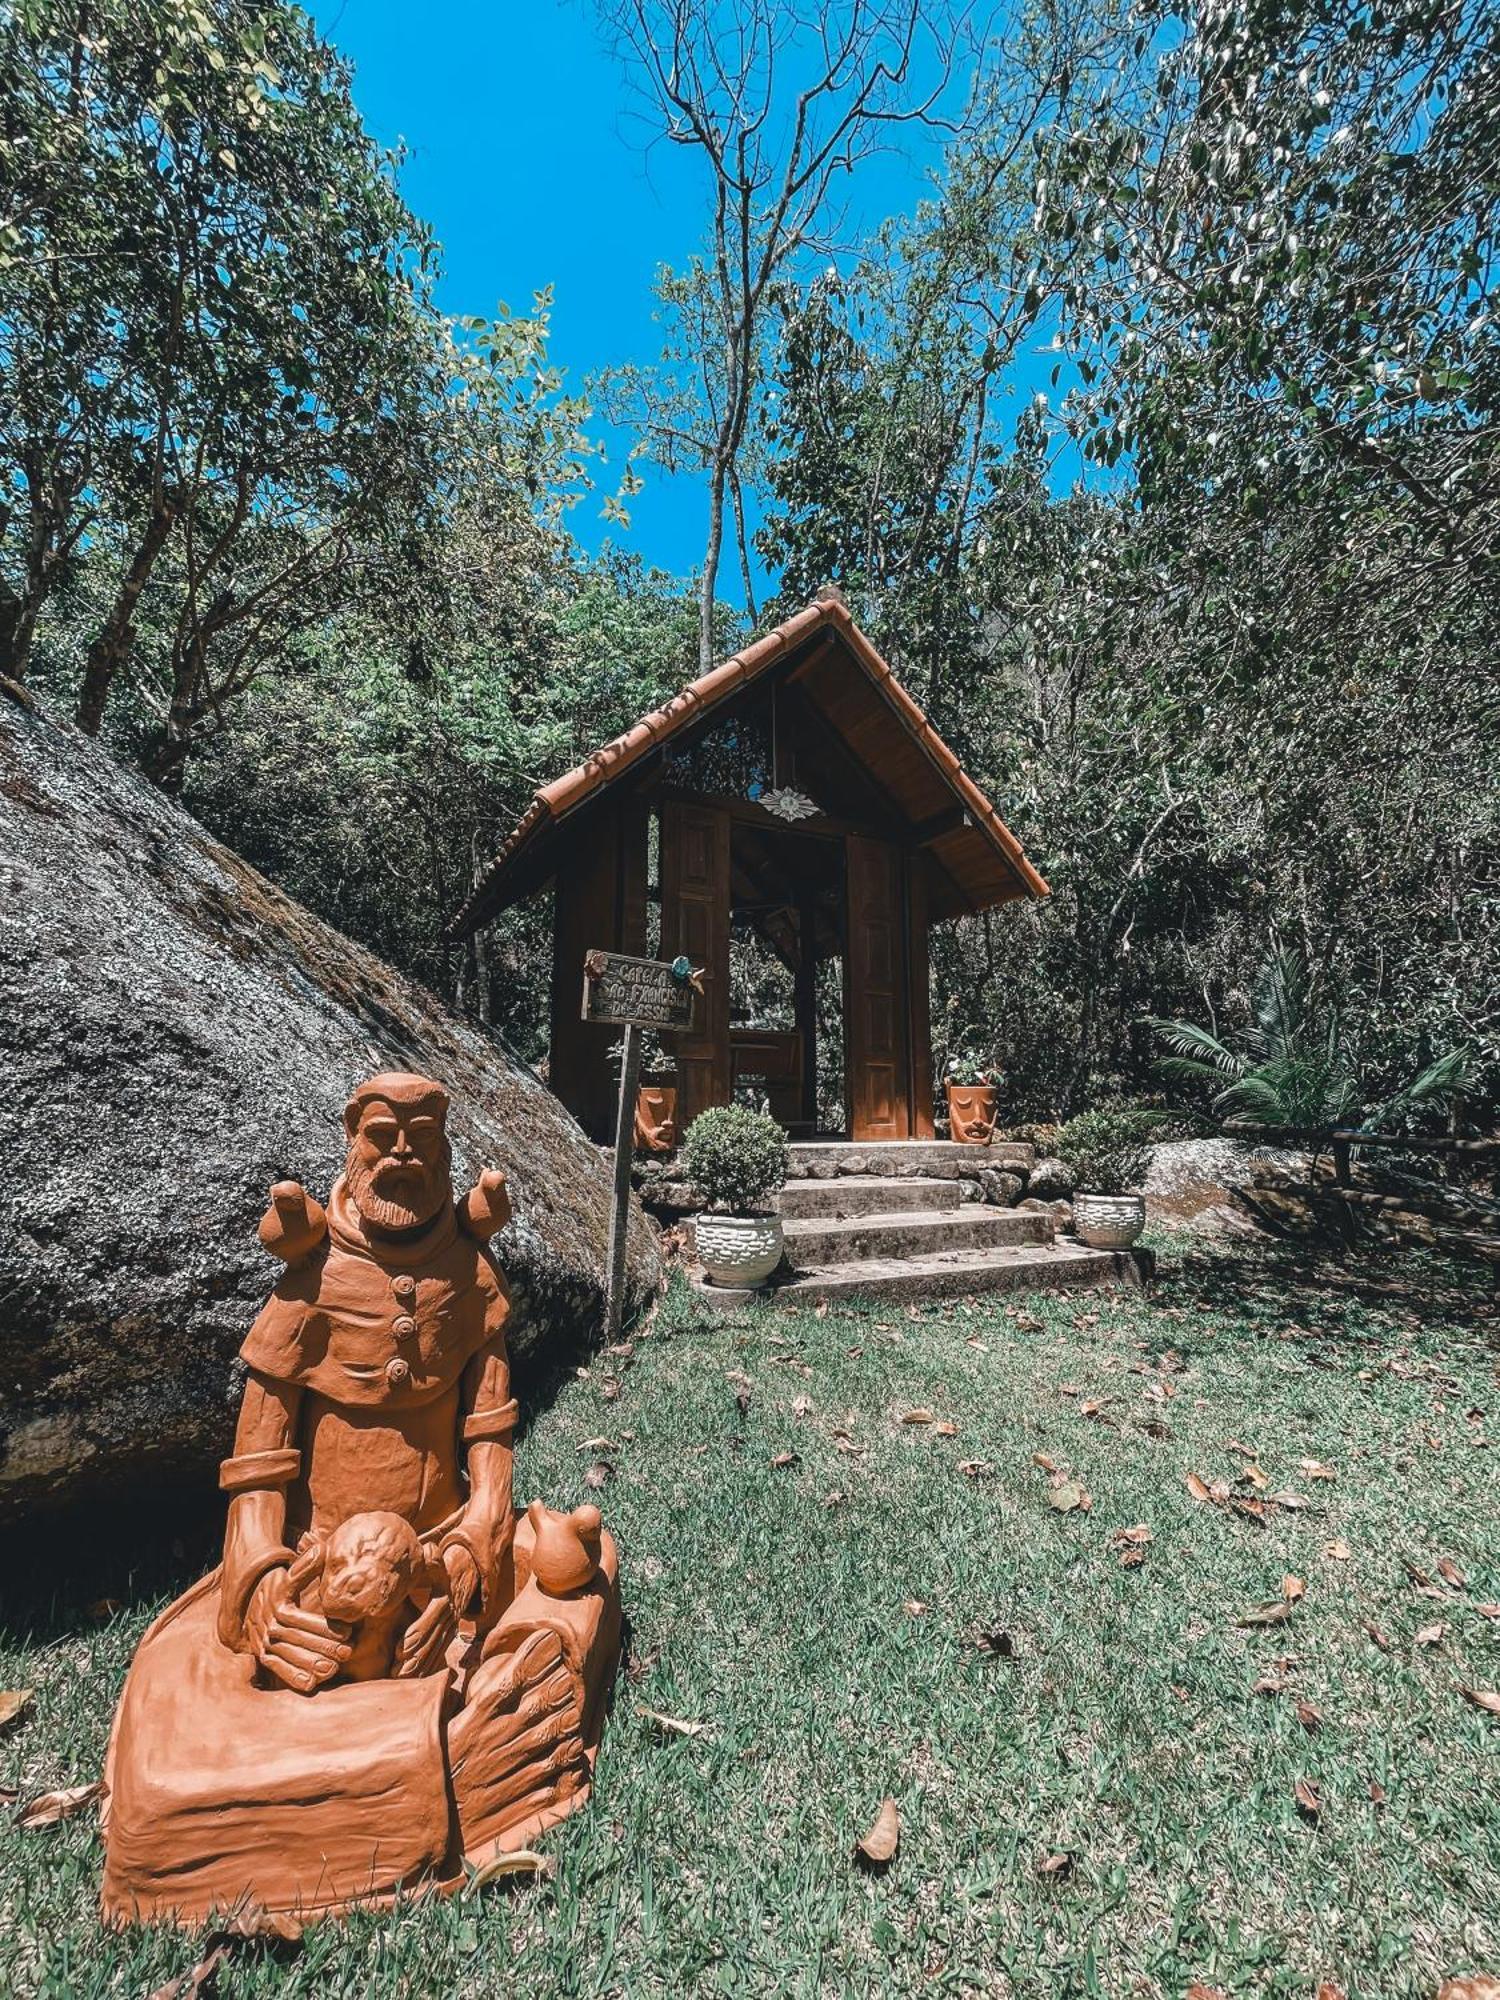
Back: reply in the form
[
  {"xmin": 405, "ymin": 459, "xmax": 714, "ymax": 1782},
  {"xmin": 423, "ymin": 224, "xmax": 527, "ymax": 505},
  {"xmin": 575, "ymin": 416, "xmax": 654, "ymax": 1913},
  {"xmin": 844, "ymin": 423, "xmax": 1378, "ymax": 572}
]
[{"xmin": 1, "ymin": 0, "xmax": 440, "ymax": 782}]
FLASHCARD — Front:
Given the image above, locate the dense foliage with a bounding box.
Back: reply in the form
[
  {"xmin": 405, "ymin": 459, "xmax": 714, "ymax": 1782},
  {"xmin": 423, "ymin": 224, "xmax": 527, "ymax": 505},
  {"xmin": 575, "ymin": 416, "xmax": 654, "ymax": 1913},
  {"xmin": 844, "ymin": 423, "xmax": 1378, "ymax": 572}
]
[
  {"xmin": 1055, "ymin": 1107, "xmax": 1158, "ymax": 1194},
  {"xmin": 5, "ymin": 0, "xmax": 1493, "ymax": 1127},
  {"xmin": 682, "ymin": 1105, "xmax": 790, "ymax": 1213}
]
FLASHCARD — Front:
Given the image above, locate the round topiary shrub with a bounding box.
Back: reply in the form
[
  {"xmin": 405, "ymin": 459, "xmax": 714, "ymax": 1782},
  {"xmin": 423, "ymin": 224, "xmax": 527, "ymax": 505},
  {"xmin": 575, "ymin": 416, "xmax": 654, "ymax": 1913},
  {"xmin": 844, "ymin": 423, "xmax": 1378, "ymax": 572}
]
[{"xmin": 682, "ymin": 1105, "xmax": 789, "ymax": 1215}]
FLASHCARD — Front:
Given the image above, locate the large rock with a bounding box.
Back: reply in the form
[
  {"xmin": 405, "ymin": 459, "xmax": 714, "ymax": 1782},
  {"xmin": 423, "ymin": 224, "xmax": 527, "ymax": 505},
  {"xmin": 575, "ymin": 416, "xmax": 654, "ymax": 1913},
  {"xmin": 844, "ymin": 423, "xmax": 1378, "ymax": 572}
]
[
  {"xmin": 0, "ymin": 686, "xmax": 660, "ymax": 1525},
  {"xmin": 1145, "ymin": 1137, "xmax": 1304, "ymax": 1234},
  {"xmin": 1027, "ymin": 1156, "xmax": 1074, "ymax": 1201}
]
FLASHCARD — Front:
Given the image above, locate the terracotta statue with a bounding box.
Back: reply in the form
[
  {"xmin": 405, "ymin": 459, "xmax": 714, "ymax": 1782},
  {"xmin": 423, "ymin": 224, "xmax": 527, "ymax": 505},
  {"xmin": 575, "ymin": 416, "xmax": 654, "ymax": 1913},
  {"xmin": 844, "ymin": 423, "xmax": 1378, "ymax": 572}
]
[
  {"xmin": 101, "ymin": 1074, "xmax": 621, "ymax": 1927},
  {"xmin": 633, "ymin": 1080, "xmax": 678, "ymax": 1154},
  {"xmin": 946, "ymin": 1080, "xmax": 999, "ymax": 1145}
]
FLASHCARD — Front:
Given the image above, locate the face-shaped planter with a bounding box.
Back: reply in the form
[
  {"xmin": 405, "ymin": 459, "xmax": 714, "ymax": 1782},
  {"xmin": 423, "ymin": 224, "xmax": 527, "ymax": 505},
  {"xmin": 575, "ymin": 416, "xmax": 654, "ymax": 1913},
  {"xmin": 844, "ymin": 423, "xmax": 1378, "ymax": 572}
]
[
  {"xmin": 633, "ymin": 1082, "xmax": 677, "ymax": 1154},
  {"xmin": 946, "ymin": 1080, "xmax": 998, "ymax": 1144}
]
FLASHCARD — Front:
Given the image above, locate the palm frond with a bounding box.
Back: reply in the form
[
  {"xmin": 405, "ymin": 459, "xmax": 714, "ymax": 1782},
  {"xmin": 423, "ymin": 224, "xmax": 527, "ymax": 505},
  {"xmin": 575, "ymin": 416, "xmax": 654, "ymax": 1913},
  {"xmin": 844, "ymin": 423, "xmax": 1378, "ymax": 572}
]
[
  {"xmin": 1360, "ymin": 1044, "xmax": 1476, "ymax": 1133},
  {"xmin": 1154, "ymin": 1054, "xmax": 1233, "ymax": 1088},
  {"xmin": 1251, "ymin": 948, "xmax": 1310, "ymax": 1059},
  {"xmin": 1142, "ymin": 1016, "xmax": 1245, "ymax": 1081}
]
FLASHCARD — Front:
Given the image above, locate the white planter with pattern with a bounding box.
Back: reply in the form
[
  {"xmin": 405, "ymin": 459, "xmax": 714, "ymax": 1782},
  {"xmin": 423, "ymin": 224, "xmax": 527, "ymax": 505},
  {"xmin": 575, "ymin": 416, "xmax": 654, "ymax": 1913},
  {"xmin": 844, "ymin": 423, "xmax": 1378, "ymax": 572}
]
[
  {"xmin": 694, "ymin": 1212, "xmax": 785, "ymax": 1289},
  {"xmin": 1072, "ymin": 1192, "xmax": 1146, "ymax": 1249}
]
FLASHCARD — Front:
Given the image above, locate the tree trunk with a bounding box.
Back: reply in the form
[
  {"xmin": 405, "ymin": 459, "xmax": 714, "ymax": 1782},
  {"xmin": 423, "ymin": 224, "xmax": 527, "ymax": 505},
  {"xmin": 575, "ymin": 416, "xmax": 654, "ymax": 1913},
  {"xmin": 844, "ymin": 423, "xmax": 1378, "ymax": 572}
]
[
  {"xmin": 76, "ymin": 504, "xmax": 176, "ymax": 736},
  {"xmin": 0, "ymin": 590, "xmax": 39, "ymax": 683},
  {"xmin": 698, "ymin": 457, "xmax": 727, "ymax": 672}
]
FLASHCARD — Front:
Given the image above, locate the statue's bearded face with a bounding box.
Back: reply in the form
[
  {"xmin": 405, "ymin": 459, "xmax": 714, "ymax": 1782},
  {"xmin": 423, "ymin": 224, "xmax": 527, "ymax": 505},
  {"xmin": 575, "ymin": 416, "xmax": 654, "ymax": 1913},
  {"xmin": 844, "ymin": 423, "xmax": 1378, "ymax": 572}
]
[{"xmin": 345, "ymin": 1100, "xmax": 451, "ymax": 1232}]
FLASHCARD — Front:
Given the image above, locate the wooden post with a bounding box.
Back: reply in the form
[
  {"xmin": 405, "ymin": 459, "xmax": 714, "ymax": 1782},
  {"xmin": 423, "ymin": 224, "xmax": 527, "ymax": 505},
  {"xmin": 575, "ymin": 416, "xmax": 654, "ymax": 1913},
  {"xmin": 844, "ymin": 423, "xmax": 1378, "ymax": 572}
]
[
  {"xmin": 581, "ymin": 947, "xmax": 700, "ymax": 1341},
  {"xmin": 603, "ymin": 1022, "xmax": 643, "ymax": 1342}
]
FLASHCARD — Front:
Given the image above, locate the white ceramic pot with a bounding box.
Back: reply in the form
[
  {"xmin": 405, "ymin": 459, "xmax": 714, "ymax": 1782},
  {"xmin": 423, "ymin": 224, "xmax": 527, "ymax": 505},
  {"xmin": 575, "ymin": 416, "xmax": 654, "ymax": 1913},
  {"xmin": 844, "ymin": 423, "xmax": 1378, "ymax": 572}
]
[
  {"xmin": 1072, "ymin": 1191, "xmax": 1146, "ymax": 1249},
  {"xmin": 694, "ymin": 1212, "xmax": 785, "ymax": 1289}
]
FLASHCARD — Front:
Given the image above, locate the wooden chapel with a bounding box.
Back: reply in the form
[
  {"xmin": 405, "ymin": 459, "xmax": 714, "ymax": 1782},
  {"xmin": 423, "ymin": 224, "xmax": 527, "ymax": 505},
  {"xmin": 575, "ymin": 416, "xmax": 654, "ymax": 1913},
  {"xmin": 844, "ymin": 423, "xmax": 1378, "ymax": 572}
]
[{"xmin": 449, "ymin": 591, "xmax": 1048, "ymax": 1143}]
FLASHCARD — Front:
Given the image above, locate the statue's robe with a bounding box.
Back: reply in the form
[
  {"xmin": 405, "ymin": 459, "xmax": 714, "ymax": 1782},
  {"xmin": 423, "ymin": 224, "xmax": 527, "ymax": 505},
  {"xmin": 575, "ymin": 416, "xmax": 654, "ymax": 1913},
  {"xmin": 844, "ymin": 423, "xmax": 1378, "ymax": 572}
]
[{"xmin": 101, "ymin": 1188, "xmax": 618, "ymax": 1926}]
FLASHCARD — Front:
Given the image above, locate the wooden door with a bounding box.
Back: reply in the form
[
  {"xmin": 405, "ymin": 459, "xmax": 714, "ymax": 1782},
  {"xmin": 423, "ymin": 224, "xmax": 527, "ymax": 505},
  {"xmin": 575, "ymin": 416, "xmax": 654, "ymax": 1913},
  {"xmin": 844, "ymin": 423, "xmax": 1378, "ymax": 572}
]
[
  {"xmin": 844, "ymin": 833, "xmax": 910, "ymax": 1140},
  {"xmin": 548, "ymin": 802, "xmax": 648, "ymax": 1139},
  {"xmin": 659, "ymin": 799, "xmax": 731, "ymax": 1128},
  {"xmin": 905, "ymin": 854, "xmax": 935, "ymax": 1139}
]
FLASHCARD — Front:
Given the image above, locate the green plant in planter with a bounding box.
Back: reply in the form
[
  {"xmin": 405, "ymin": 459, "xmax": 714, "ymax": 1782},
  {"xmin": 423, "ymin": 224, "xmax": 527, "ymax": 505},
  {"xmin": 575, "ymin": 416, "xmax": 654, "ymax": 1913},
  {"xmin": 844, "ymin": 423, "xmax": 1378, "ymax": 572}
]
[
  {"xmin": 1056, "ymin": 1108, "xmax": 1160, "ymax": 1194},
  {"xmin": 943, "ymin": 1049, "xmax": 1002, "ymax": 1088},
  {"xmin": 682, "ymin": 1105, "xmax": 788, "ymax": 1214}
]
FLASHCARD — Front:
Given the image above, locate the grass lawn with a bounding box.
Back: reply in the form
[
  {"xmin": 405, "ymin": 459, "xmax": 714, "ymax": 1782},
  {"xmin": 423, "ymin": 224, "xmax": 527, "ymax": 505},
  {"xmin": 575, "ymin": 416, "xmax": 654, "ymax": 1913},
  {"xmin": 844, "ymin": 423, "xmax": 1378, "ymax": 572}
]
[{"xmin": 3, "ymin": 1235, "xmax": 1498, "ymax": 1998}]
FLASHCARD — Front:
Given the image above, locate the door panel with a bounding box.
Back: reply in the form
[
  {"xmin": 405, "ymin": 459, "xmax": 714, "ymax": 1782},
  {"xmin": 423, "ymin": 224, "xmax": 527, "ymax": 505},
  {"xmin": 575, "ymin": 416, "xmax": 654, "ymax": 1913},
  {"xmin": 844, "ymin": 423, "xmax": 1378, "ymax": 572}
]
[
  {"xmin": 905, "ymin": 854, "xmax": 935, "ymax": 1138},
  {"xmin": 845, "ymin": 833, "xmax": 909, "ymax": 1140},
  {"xmin": 549, "ymin": 803, "xmax": 648, "ymax": 1139},
  {"xmin": 659, "ymin": 800, "xmax": 731, "ymax": 1128}
]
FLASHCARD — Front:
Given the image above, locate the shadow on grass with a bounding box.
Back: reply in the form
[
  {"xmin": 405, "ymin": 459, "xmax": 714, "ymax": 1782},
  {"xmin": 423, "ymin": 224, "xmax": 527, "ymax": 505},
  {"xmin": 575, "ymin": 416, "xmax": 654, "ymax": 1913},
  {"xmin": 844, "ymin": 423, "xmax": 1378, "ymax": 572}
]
[
  {"xmin": 1152, "ymin": 1228, "xmax": 1496, "ymax": 1344},
  {"xmin": 0, "ymin": 1476, "xmax": 221, "ymax": 1648}
]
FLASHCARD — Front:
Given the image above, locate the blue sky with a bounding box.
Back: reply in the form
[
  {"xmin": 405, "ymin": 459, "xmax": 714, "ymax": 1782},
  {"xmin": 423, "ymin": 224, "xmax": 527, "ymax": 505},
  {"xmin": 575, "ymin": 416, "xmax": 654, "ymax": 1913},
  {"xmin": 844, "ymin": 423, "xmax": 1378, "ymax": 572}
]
[{"xmin": 321, "ymin": 0, "xmax": 1042, "ymax": 599}]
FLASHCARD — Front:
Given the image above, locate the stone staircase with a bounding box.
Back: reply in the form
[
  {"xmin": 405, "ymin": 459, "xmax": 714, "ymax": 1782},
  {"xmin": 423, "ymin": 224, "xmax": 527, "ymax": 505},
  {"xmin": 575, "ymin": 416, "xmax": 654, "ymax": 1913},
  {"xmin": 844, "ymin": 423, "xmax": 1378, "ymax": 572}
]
[{"xmin": 691, "ymin": 1141, "xmax": 1146, "ymax": 1307}]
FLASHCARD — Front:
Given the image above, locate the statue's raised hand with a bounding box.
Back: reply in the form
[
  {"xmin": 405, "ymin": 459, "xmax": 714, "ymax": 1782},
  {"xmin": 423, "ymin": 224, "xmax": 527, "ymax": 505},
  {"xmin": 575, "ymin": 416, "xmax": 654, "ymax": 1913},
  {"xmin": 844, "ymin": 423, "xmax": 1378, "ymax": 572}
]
[{"xmin": 244, "ymin": 1566, "xmax": 351, "ymax": 1695}]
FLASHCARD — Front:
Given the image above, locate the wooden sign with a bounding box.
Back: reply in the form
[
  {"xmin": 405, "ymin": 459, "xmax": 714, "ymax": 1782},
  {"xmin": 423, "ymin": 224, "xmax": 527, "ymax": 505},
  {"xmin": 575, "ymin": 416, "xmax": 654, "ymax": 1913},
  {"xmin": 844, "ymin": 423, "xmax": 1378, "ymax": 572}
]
[{"xmin": 581, "ymin": 949, "xmax": 698, "ymax": 1030}]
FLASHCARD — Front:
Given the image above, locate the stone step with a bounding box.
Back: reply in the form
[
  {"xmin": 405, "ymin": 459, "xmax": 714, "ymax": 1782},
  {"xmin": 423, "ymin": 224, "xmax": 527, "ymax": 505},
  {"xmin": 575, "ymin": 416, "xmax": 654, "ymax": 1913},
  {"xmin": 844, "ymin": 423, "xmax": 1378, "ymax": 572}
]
[
  {"xmin": 786, "ymin": 1139, "xmax": 1033, "ymax": 1180},
  {"xmin": 757, "ymin": 1240, "xmax": 1146, "ymax": 1307},
  {"xmin": 782, "ymin": 1207, "xmax": 1051, "ymax": 1267},
  {"xmin": 779, "ymin": 1175, "xmax": 963, "ymax": 1221}
]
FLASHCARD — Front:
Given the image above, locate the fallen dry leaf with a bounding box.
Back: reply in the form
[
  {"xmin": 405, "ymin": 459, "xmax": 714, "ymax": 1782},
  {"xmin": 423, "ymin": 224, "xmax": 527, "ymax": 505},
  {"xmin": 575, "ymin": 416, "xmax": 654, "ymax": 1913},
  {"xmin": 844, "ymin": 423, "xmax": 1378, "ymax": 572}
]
[
  {"xmin": 1435, "ymin": 1980, "xmax": 1500, "ymax": 2000},
  {"xmin": 1037, "ymin": 1850, "xmax": 1074, "ymax": 1878},
  {"xmin": 1111, "ymin": 1523, "xmax": 1152, "ymax": 1569},
  {"xmin": 1293, "ymin": 1776, "xmax": 1323, "ymax": 1821},
  {"xmin": 1253, "ymin": 1674, "xmax": 1290, "ymax": 1695},
  {"xmin": 1368, "ymin": 1779, "xmax": 1388, "ymax": 1805},
  {"xmin": 933, "ymin": 1419, "xmax": 959, "ymax": 1437},
  {"xmin": 16, "ymin": 1780, "xmax": 104, "ymax": 1829},
  {"xmin": 1301, "ymin": 1458, "xmax": 1338, "ymax": 1482},
  {"xmin": 219, "ymin": 1897, "xmax": 307, "ymax": 1943},
  {"xmin": 1240, "ymin": 1461, "xmax": 1269, "ymax": 1491},
  {"xmin": 792, "ymin": 1395, "xmax": 814, "ymax": 1419},
  {"xmin": 1415, "ymin": 1621, "xmax": 1447, "ymax": 1647},
  {"xmin": 1324, "ymin": 1539, "xmax": 1353, "ymax": 1561},
  {"xmin": 1459, "ymin": 1687, "xmax": 1500, "ymax": 1718},
  {"xmin": 584, "ymin": 1461, "xmax": 614, "ymax": 1489},
  {"xmin": 638, "ymin": 1707, "xmax": 707, "ymax": 1739},
  {"xmin": 1437, "ymin": 1557, "xmax": 1468, "ymax": 1590},
  {"xmin": 1185, "ymin": 1472, "xmax": 1214, "ymax": 1503},
  {"xmin": 902, "ymin": 1599, "xmax": 928, "ymax": 1618},
  {"xmin": 1033, "ymin": 1452, "xmax": 1060, "ymax": 1474},
  {"xmin": 958, "ymin": 1459, "xmax": 994, "ymax": 1479},
  {"xmin": 1296, "ymin": 1699, "xmax": 1325, "ymax": 1734},
  {"xmin": 1283, "ymin": 1575, "xmax": 1307, "ymax": 1603},
  {"xmin": 854, "ymin": 1796, "xmax": 900, "ymax": 1868},
  {"xmin": 1236, "ymin": 1601, "xmax": 1292, "ymax": 1629},
  {"xmin": 1477, "ymin": 1603, "xmax": 1500, "ymax": 1621},
  {"xmin": 1314, "ymin": 1983, "xmax": 1348, "ymax": 2000},
  {"xmin": 147, "ymin": 1942, "xmax": 230, "ymax": 2000},
  {"xmin": 468, "ymin": 1848, "xmax": 558, "ymax": 1891},
  {"xmin": 771, "ymin": 1450, "xmax": 799, "ymax": 1469},
  {"xmin": 0, "ymin": 1691, "xmax": 33, "ymax": 1734},
  {"xmin": 1365, "ymin": 1621, "xmax": 1394, "ymax": 1652},
  {"xmin": 900, "ymin": 1408, "xmax": 935, "ymax": 1425},
  {"xmin": 1047, "ymin": 1477, "xmax": 1092, "ymax": 1514},
  {"xmin": 1185, "ymin": 1985, "xmax": 1229, "ymax": 2000}
]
